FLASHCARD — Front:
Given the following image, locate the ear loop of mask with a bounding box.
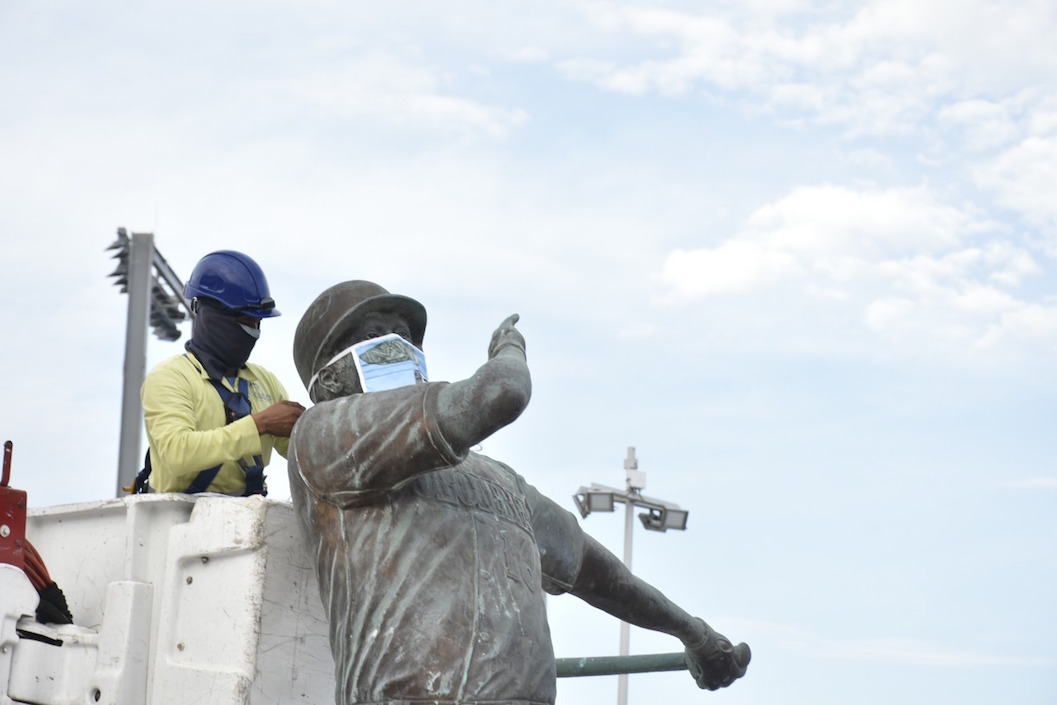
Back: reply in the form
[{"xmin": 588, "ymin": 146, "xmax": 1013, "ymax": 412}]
[{"xmin": 307, "ymin": 344, "xmax": 360, "ymax": 398}]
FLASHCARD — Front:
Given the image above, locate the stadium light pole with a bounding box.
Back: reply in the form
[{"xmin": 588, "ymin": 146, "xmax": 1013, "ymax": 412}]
[
  {"xmin": 572, "ymin": 447, "xmax": 689, "ymax": 705},
  {"xmin": 107, "ymin": 228, "xmax": 191, "ymax": 496}
]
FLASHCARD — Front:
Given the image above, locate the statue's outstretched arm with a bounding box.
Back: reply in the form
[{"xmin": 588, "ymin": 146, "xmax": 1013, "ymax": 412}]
[
  {"xmin": 435, "ymin": 314, "xmax": 531, "ymax": 453},
  {"xmin": 567, "ymin": 532, "xmax": 751, "ymax": 691}
]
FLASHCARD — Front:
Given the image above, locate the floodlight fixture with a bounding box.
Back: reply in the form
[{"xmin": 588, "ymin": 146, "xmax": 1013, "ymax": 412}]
[
  {"xmin": 107, "ymin": 228, "xmax": 131, "ymax": 292},
  {"xmin": 663, "ymin": 508, "xmax": 689, "ymax": 531},
  {"xmin": 638, "ymin": 505, "xmax": 689, "ymax": 533},
  {"xmin": 573, "ymin": 488, "xmax": 617, "ymax": 518},
  {"xmin": 638, "ymin": 507, "xmax": 664, "ymax": 532},
  {"xmin": 107, "ymin": 227, "xmax": 192, "ymax": 343},
  {"xmin": 149, "ymin": 279, "xmax": 188, "ymax": 342}
]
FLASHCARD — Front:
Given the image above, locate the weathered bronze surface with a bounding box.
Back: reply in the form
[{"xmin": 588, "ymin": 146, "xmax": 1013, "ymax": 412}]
[{"xmin": 288, "ymin": 281, "xmax": 750, "ymax": 705}]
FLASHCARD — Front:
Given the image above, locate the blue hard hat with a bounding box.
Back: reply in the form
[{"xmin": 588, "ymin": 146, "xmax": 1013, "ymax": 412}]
[{"xmin": 184, "ymin": 250, "xmax": 280, "ymax": 318}]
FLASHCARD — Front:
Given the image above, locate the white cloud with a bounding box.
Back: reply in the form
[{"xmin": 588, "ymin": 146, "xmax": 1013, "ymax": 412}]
[
  {"xmin": 567, "ymin": 1, "xmax": 1057, "ymax": 142},
  {"xmin": 659, "ymin": 183, "xmax": 1056, "ymax": 352},
  {"xmin": 509, "ymin": 46, "xmax": 549, "ymax": 63},
  {"xmin": 975, "ymin": 302, "xmax": 1057, "ymax": 348},
  {"xmin": 864, "ymin": 297, "xmax": 916, "ymax": 335},
  {"xmin": 661, "ymin": 184, "xmax": 989, "ymax": 303},
  {"xmin": 982, "ymin": 241, "xmax": 1041, "ymax": 285},
  {"xmin": 1008, "ymin": 476, "xmax": 1057, "ymax": 490},
  {"xmin": 975, "ymin": 135, "xmax": 1057, "ymax": 233},
  {"xmin": 250, "ymin": 56, "xmax": 529, "ymax": 140},
  {"xmin": 746, "ymin": 184, "xmax": 974, "ymax": 257},
  {"xmin": 571, "ymin": 6, "xmax": 780, "ymax": 95},
  {"xmin": 938, "ymin": 99, "xmax": 1020, "ymax": 152},
  {"xmin": 662, "ymin": 241, "xmax": 799, "ymax": 298},
  {"xmin": 1027, "ymin": 95, "xmax": 1057, "ymax": 135}
]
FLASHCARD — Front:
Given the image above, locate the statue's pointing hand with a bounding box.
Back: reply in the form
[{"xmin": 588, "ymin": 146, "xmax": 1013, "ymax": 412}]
[
  {"xmin": 488, "ymin": 314, "xmax": 526, "ymax": 360},
  {"xmin": 684, "ymin": 619, "xmax": 751, "ymax": 691}
]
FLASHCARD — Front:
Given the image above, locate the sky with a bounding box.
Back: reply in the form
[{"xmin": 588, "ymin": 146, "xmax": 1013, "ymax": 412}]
[{"xmin": 1, "ymin": 0, "xmax": 1055, "ymax": 703}]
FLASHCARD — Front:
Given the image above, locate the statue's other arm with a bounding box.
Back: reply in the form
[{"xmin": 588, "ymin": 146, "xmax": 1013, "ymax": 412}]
[{"xmin": 530, "ymin": 493, "xmax": 750, "ymax": 691}]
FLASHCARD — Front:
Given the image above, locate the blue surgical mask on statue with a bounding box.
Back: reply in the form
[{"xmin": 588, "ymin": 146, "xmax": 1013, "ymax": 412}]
[{"xmin": 309, "ymin": 334, "xmax": 428, "ymax": 394}]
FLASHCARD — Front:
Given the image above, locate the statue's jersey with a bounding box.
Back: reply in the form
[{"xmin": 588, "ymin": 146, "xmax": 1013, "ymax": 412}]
[{"xmin": 289, "ymin": 382, "xmax": 580, "ymax": 705}]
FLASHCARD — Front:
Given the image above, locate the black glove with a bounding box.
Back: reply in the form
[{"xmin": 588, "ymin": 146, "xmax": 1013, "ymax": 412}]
[{"xmin": 36, "ymin": 581, "xmax": 74, "ymax": 625}]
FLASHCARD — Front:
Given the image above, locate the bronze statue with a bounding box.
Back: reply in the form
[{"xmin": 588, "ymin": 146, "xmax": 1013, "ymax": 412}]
[{"xmin": 288, "ymin": 280, "xmax": 750, "ymax": 705}]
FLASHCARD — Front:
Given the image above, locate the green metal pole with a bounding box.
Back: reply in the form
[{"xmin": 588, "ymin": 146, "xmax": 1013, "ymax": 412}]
[{"xmin": 555, "ymin": 652, "xmax": 687, "ymax": 678}]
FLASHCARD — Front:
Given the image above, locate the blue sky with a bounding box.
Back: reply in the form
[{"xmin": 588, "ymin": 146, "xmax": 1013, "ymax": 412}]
[{"xmin": 1, "ymin": 1, "xmax": 1055, "ymax": 703}]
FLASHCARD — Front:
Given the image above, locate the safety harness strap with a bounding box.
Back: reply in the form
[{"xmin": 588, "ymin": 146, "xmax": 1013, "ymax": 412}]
[{"xmin": 132, "ymin": 372, "xmax": 267, "ymax": 496}]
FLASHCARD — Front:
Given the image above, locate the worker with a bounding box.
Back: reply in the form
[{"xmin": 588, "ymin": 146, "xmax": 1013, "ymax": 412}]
[
  {"xmin": 288, "ymin": 280, "xmax": 750, "ymax": 705},
  {"xmin": 137, "ymin": 250, "xmax": 305, "ymax": 495}
]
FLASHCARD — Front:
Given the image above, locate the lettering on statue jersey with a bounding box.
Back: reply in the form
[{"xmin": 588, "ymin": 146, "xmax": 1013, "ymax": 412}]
[{"xmin": 405, "ymin": 469, "xmax": 532, "ymax": 533}]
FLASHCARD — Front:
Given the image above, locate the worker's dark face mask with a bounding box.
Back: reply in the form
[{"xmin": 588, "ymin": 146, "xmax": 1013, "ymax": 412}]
[{"xmin": 187, "ymin": 303, "xmax": 259, "ymax": 378}]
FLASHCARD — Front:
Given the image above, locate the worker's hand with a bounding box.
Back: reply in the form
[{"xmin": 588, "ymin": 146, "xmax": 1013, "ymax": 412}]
[
  {"xmin": 683, "ymin": 619, "xmax": 750, "ymax": 691},
  {"xmin": 488, "ymin": 314, "xmax": 526, "ymax": 360},
  {"xmin": 252, "ymin": 400, "xmax": 306, "ymax": 437}
]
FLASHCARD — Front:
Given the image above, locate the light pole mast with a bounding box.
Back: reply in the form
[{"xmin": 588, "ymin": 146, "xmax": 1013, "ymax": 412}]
[
  {"xmin": 114, "ymin": 231, "xmax": 154, "ymax": 497},
  {"xmin": 107, "ymin": 228, "xmax": 191, "ymax": 496},
  {"xmin": 572, "ymin": 447, "xmax": 690, "ymax": 705},
  {"xmin": 617, "ymin": 447, "xmax": 642, "ymax": 705}
]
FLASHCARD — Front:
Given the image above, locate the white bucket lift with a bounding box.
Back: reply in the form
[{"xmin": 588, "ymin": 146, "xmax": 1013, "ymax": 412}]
[{"xmin": 1, "ymin": 494, "xmax": 334, "ymax": 705}]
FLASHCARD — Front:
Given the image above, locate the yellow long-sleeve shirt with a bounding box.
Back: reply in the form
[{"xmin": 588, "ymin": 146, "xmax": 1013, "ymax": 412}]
[{"xmin": 141, "ymin": 351, "xmax": 291, "ymax": 494}]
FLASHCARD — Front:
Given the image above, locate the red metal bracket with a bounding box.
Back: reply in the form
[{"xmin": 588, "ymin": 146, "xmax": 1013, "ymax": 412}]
[{"xmin": 0, "ymin": 440, "xmax": 27, "ymax": 571}]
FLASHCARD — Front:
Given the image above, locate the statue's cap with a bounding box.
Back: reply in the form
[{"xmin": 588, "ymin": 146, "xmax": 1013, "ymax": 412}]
[{"xmin": 293, "ymin": 280, "xmax": 426, "ymax": 391}]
